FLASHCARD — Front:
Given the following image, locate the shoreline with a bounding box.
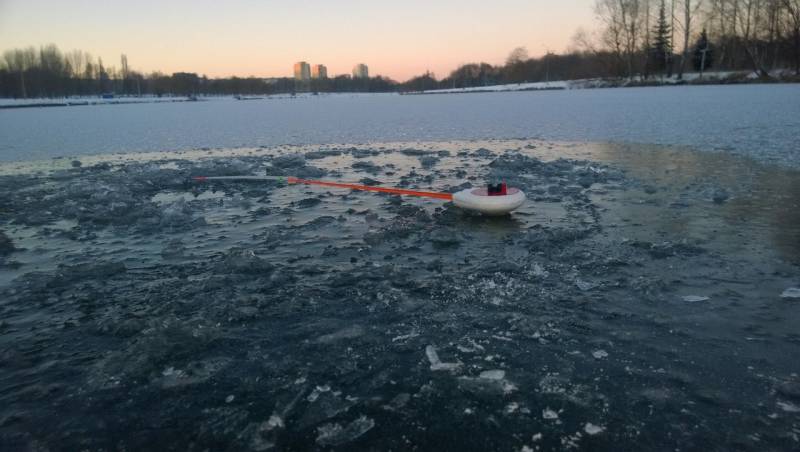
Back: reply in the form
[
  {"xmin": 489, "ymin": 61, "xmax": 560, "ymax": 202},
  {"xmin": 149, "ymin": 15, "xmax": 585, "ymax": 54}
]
[
  {"xmin": 2, "ymin": 72, "xmax": 799, "ymax": 107},
  {"xmin": 403, "ymin": 72, "xmax": 800, "ymax": 95}
]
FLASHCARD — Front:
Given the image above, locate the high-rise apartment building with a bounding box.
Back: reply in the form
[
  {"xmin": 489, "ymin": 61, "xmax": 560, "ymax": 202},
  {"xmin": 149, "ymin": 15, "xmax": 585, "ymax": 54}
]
[
  {"xmin": 352, "ymin": 64, "xmax": 369, "ymax": 79},
  {"xmin": 293, "ymin": 61, "xmax": 310, "ymax": 81},
  {"xmin": 311, "ymin": 64, "xmax": 328, "ymax": 79}
]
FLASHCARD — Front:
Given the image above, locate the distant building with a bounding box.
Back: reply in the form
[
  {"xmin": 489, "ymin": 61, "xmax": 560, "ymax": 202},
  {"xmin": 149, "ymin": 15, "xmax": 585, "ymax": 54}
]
[
  {"xmin": 294, "ymin": 61, "xmax": 310, "ymax": 81},
  {"xmin": 352, "ymin": 64, "xmax": 369, "ymax": 79},
  {"xmin": 311, "ymin": 64, "xmax": 328, "ymax": 79}
]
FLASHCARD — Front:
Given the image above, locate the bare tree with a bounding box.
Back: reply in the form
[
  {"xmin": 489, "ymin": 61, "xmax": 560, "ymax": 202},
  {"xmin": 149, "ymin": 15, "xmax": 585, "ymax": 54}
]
[
  {"xmin": 506, "ymin": 47, "xmax": 530, "ymax": 66},
  {"xmin": 643, "ymin": 0, "xmax": 653, "ymax": 78},
  {"xmin": 3, "ymin": 48, "xmax": 36, "ymax": 98},
  {"xmin": 783, "ymin": 0, "xmax": 800, "ymax": 73},
  {"xmin": 621, "ymin": 0, "xmax": 644, "ymax": 78},
  {"xmin": 596, "ymin": 0, "xmax": 643, "ymax": 77},
  {"xmin": 121, "ymin": 54, "xmax": 129, "ymax": 94},
  {"xmin": 65, "ymin": 50, "xmax": 87, "ymax": 79},
  {"xmin": 737, "ymin": 0, "xmax": 771, "ymax": 75},
  {"xmin": 676, "ymin": 0, "xmax": 704, "ymax": 78}
]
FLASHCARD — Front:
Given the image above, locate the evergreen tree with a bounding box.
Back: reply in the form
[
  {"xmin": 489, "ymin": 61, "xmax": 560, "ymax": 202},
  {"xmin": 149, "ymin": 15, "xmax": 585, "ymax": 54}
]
[
  {"xmin": 692, "ymin": 28, "xmax": 714, "ymax": 73},
  {"xmin": 649, "ymin": 0, "xmax": 672, "ymax": 76}
]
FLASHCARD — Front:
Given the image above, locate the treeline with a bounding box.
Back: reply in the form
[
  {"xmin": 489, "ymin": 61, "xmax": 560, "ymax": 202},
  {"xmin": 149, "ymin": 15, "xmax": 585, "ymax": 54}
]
[
  {"xmin": 583, "ymin": 0, "xmax": 800, "ymax": 79},
  {"xmin": 0, "ymin": 45, "xmax": 397, "ymax": 98},
  {"xmin": 400, "ymin": 0, "xmax": 799, "ymax": 91}
]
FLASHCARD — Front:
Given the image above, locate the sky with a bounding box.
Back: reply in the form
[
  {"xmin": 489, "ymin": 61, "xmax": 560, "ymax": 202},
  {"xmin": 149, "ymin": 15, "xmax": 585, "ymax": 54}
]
[{"xmin": 0, "ymin": 0, "xmax": 596, "ymax": 81}]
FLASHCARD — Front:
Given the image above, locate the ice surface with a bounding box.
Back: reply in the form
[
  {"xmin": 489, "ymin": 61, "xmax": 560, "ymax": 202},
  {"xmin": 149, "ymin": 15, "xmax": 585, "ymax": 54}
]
[{"xmin": 2, "ymin": 85, "xmax": 800, "ymax": 168}]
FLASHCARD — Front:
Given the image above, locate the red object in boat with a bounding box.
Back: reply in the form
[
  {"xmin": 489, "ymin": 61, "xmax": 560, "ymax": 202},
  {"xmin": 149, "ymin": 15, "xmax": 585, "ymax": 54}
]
[{"xmin": 487, "ymin": 182, "xmax": 508, "ymax": 196}]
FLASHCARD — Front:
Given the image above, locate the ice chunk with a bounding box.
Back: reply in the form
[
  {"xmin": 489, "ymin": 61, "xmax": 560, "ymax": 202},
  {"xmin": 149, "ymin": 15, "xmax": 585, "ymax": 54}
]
[
  {"xmin": 161, "ymin": 239, "xmax": 187, "ymax": 259},
  {"xmin": 307, "ymin": 384, "xmax": 331, "ymax": 402},
  {"xmin": 419, "ymin": 156, "xmax": 439, "ymax": 168},
  {"xmin": 592, "ymin": 350, "xmax": 609, "ymax": 359},
  {"xmin": 295, "ymin": 197, "xmax": 322, "ymax": 208},
  {"xmin": 712, "ymin": 188, "xmax": 730, "ymax": 204},
  {"xmin": 216, "ymin": 248, "xmax": 274, "ymax": 275},
  {"xmin": 542, "ymin": 408, "xmax": 559, "ymax": 420},
  {"xmin": 266, "ymin": 414, "xmax": 284, "ymax": 430},
  {"xmin": 316, "ymin": 325, "xmax": 365, "ymax": 344},
  {"xmin": 682, "ymin": 295, "xmax": 710, "ymax": 302},
  {"xmin": 780, "ymin": 288, "xmax": 800, "ymax": 299},
  {"xmin": 316, "ymin": 416, "xmax": 375, "ymax": 446},
  {"xmin": 777, "ymin": 401, "xmax": 800, "ymax": 412},
  {"xmin": 299, "ymin": 390, "xmax": 356, "ymax": 428},
  {"xmin": 159, "ymin": 198, "xmax": 205, "ymax": 229},
  {"xmin": 584, "ymin": 423, "xmax": 605, "ymax": 435},
  {"xmin": 531, "ymin": 263, "xmax": 549, "ymax": 278},
  {"xmin": 0, "ymin": 231, "xmax": 14, "ymax": 255},
  {"xmin": 575, "ymin": 279, "xmax": 596, "ymax": 291},
  {"xmin": 271, "ymin": 154, "xmax": 306, "ymax": 168},
  {"xmin": 426, "ymin": 345, "xmax": 462, "ymax": 371},
  {"xmin": 479, "ymin": 370, "xmax": 506, "ymax": 380},
  {"xmin": 383, "ymin": 393, "xmax": 410, "ymax": 411}
]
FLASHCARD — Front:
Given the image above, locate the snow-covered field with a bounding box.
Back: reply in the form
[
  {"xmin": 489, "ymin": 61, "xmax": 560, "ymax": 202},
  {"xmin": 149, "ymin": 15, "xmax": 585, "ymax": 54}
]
[{"xmin": 1, "ymin": 84, "xmax": 798, "ymax": 168}]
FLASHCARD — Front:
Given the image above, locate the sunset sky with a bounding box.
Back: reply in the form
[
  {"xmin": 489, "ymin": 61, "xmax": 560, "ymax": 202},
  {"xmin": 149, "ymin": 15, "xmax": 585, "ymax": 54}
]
[{"xmin": 0, "ymin": 0, "xmax": 596, "ymax": 81}]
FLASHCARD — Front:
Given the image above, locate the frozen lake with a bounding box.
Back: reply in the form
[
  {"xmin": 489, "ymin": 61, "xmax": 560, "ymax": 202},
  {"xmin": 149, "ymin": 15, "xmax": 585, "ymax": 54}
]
[{"xmin": 1, "ymin": 84, "xmax": 799, "ymax": 167}]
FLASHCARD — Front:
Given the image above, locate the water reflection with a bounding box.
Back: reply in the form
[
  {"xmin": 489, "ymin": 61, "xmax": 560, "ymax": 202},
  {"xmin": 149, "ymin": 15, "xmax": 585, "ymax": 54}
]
[{"xmin": 582, "ymin": 142, "xmax": 800, "ymax": 264}]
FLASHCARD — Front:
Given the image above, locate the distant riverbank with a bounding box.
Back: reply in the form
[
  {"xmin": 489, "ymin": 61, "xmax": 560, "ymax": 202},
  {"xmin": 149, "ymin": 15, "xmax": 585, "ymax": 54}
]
[
  {"xmin": 0, "ymin": 96, "xmax": 201, "ymax": 110},
  {"xmin": 404, "ymin": 70, "xmax": 800, "ymax": 95}
]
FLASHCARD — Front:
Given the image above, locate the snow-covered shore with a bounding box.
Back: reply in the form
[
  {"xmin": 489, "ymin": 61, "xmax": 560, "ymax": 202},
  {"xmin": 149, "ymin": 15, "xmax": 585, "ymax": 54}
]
[
  {"xmin": 408, "ymin": 69, "xmax": 798, "ymax": 95},
  {"xmin": 0, "ymin": 95, "xmax": 200, "ymax": 109}
]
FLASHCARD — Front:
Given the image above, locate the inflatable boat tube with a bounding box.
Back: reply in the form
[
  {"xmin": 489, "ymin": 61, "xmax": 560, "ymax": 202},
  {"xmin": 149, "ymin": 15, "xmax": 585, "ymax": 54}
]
[{"xmin": 452, "ymin": 187, "xmax": 526, "ymax": 215}]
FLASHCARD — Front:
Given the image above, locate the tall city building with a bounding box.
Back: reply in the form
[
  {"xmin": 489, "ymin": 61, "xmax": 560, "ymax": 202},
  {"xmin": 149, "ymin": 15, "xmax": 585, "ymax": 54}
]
[
  {"xmin": 311, "ymin": 64, "xmax": 328, "ymax": 79},
  {"xmin": 293, "ymin": 61, "xmax": 310, "ymax": 81},
  {"xmin": 352, "ymin": 64, "xmax": 369, "ymax": 79}
]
